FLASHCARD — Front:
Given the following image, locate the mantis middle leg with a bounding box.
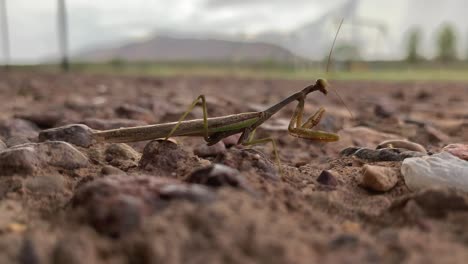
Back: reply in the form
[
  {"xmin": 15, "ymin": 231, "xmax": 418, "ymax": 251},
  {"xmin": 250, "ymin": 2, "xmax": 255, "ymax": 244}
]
[{"xmin": 165, "ymin": 95, "xmax": 210, "ymax": 141}]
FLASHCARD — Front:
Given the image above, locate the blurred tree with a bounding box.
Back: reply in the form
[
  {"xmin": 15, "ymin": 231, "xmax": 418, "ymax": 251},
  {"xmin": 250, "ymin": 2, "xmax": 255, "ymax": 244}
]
[
  {"xmin": 110, "ymin": 58, "xmax": 125, "ymax": 71},
  {"xmin": 436, "ymin": 23, "xmax": 458, "ymax": 62},
  {"xmin": 465, "ymin": 30, "xmax": 468, "ymax": 61},
  {"xmin": 334, "ymin": 43, "xmax": 361, "ymax": 61},
  {"xmin": 333, "ymin": 42, "xmax": 361, "ymax": 71},
  {"xmin": 405, "ymin": 28, "xmax": 422, "ymax": 63}
]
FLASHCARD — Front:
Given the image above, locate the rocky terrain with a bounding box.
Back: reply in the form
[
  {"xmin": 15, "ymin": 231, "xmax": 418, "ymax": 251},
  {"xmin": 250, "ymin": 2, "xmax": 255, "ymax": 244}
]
[{"xmin": 0, "ymin": 71, "xmax": 467, "ymax": 263}]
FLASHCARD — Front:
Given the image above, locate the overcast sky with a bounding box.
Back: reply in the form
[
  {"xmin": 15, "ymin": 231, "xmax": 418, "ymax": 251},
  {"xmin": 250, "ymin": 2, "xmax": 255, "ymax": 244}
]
[{"xmin": 1, "ymin": 0, "xmax": 467, "ymax": 63}]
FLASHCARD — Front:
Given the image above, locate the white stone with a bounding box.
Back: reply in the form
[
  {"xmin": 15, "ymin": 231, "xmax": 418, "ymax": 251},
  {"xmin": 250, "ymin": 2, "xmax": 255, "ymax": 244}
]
[{"xmin": 401, "ymin": 152, "xmax": 468, "ymax": 191}]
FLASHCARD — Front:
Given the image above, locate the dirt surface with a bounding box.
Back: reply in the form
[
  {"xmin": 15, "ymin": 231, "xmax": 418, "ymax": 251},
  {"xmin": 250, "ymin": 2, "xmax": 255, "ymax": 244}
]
[{"xmin": 0, "ymin": 71, "xmax": 467, "ymax": 263}]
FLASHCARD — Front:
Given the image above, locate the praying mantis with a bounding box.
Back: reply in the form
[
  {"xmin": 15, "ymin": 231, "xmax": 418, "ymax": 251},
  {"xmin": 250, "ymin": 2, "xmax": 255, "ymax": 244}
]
[
  {"xmin": 92, "ymin": 79, "xmax": 339, "ymax": 171},
  {"xmin": 91, "ymin": 20, "xmax": 347, "ymax": 172}
]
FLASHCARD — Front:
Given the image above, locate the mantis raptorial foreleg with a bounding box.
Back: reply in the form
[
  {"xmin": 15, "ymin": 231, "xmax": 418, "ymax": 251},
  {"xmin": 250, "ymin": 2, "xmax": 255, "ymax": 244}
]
[
  {"xmin": 165, "ymin": 95, "xmax": 209, "ymax": 141},
  {"xmin": 288, "ymin": 97, "xmax": 339, "ymax": 142},
  {"xmin": 302, "ymin": 107, "xmax": 325, "ymax": 129}
]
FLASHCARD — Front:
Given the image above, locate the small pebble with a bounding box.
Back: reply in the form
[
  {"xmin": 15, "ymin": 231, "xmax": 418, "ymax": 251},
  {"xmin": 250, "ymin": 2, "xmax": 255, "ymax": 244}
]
[
  {"xmin": 360, "ymin": 165, "xmax": 399, "ymax": 192},
  {"xmin": 39, "ymin": 124, "xmax": 95, "ymax": 147},
  {"xmin": 374, "ymin": 103, "xmax": 394, "ymax": 118},
  {"xmin": 194, "ymin": 141, "xmax": 226, "ymax": 158},
  {"xmin": 101, "ymin": 165, "xmax": 126, "ymax": 175},
  {"xmin": 222, "ymin": 133, "xmax": 241, "ymax": 147},
  {"xmin": 159, "ymin": 184, "xmax": 216, "ymax": 203},
  {"xmin": 16, "ymin": 111, "xmax": 63, "ymax": 129},
  {"xmin": 316, "ymin": 170, "xmax": 338, "ymax": 187},
  {"xmin": 0, "ymin": 118, "xmax": 39, "ymax": 140},
  {"xmin": 377, "ymin": 139, "xmax": 427, "ymax": 153},
  {"xmin": 52, "ymin": 236, "xmax": 97, "ymax": 264},
  {"xmin": 443, "ymin": 144, "xmax": 468, "ymax": 161},
  {"xmin": 0, "ymin": 141, "xmax": 89, "ymax": 176},
  {"xmin": 5, "ymin": 136, "xmax": 30, "ymax": 148},
  {"xmin": 0, "ymin": 139, "xmax": 6, "ymax": 151},
  {"xmin": 24, "ymin": 174, "xmax": 66, "ymax": 194},
  {"xmin": 31, "ymin": 141, "xmax": 89, "ymax": 170},
  {"xmin": 186, "ymin": 164, "xmax": 246, "ymax": 189},
  {"xmin": 7, "ymin": 222, "xmax": 27, "ymax": 233},
  {"xmin": 341, "ymin": 147, "xmax": 425, "ymax": 162},
  {"xmin": 18, "ymin": 238, "xmax": 40, "ymax": 264}
]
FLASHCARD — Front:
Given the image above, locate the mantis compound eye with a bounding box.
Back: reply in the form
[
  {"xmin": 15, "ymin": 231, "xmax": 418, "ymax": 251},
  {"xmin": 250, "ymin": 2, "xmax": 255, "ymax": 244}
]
[{"xmin": 316, "ymin": 79, "xmax": 329, "ymax": 95}]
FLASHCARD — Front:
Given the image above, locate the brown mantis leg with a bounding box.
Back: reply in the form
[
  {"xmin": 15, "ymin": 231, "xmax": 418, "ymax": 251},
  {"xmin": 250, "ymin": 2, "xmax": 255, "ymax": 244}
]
[
  {"xmin": 288, "ymin": 97, "xmax": 339, "ymax": 142},
  {"xmin": 241, "ymin": 128, "xmax": 283, "ymax": 174},
  {"xmin": 165, "ymin": 95, "xmax": 209, "ymax": 141}
]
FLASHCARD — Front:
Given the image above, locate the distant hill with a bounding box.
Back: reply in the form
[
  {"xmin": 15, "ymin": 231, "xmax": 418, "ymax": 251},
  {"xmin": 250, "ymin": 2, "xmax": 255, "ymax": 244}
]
[{"xmin": 75, "ymin": 35, "xmax": 301, "ymax": 63}]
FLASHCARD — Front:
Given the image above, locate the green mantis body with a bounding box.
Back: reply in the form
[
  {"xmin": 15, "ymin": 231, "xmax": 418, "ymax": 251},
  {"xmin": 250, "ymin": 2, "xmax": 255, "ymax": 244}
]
[{"xmin": 92, "ymin": 79, "xmax": 339, "ymax": 146}]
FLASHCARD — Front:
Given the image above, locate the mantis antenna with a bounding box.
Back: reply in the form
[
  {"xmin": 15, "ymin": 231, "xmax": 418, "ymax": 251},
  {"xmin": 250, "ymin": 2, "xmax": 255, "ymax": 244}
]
[{"xmin": 326, "ymin": 18, "xmax": 354, "ymax": 119}]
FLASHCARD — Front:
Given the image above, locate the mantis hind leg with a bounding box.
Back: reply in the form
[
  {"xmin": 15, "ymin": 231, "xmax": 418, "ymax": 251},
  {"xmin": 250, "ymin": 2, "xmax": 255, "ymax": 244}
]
[
  {"xmin": 241, "ymin": 129, "xmax": 282, "ymax": 174},
  {"xmin": 165, "ymin": 95, "xmax": 209, "ymax": 141},
  {"xmin": 288, "ymin": 97, "xmax": 339, "ymax": 142}
]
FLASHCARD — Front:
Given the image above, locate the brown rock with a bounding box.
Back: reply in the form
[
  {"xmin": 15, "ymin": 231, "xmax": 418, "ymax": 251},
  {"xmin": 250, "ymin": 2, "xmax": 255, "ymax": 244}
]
[
  {"xmin": 317, "ymin": 170, "xmax": 338, "ymax": 187},
  {"xmin": 0, "ymin": 118, "xmax": 40, "ymax": 140},
  {"xmin": 16, "ymin": 111, "xmax": 63, "ymax": 129},
  {"xmin": 0, "ymin": 139, "xmax": 6, "ymax": 151},
  {"xmin": 222, "ymin": 133, "xmax": 241, "ymax": 147},
  {"xmin": 186, "ymin": 164, "xmax": 247, "ymax": 189},
  {"xmin": 24, "ymin": 174, "xmax": 66, "ymax": 194},
  {"xmin": 0, "ymin": 141, "xmax": 89, "ymax": 176},
  {"xmin": 52, "ymin": 236, "xmax": 98, "ymax": 264},
  {"xmin": 101, "ymin": 165, "xmax": 126, "ymax": 175},
  {"xmin": 139, "ymin": 140, "xmax": 201, "ymax": 176},
  {"xmin": 0, "ymin": 146, "xmax": 41, "ymax": 176},
  {"xmin": 105, "ymin": 143, "xmax": 141, "ymax": 170},
  {"xmin": 5, "ymin": 136, "xmax": 30, "ymax": 147},
  {"xmin": 219, "ymin": 148, "xmax": 278, "ymax": 180},
  {"xmin": 360, "ymin": 165, "xmax": 399, "ymax": 192},
  {"xmin": 39, "ymin": 124, "xmax": 95, "ymax": 148},
  {"xmin": 31, "ymin": 141, "xmax": 89, "ymax": 170},
  {"xmin": 71, "ymin": 174, "xmax": 215, "ymax": 236},
  {"xmin": 194, "ymin": 141, "xmax": 226, "ymax": 158},
  {"xmin": 374, "ymin": 103, "xmax": 395, "ymax": 118}
]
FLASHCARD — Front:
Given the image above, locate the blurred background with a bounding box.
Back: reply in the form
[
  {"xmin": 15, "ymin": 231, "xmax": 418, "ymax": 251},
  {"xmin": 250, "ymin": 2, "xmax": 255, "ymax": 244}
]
[{"xmin": 1, "ymin": 0, "xmax": 468, "ymax": 80}]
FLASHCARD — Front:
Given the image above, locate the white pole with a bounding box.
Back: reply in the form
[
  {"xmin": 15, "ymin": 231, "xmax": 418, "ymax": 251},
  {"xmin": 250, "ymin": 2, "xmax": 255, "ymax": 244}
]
[
  {"xmin": 57, "ymin": 0, "xmax": 69, "ymax": 71},
  {"xmin": 0, "ymin": 0, "xmax": 10, "ymax": 69}
]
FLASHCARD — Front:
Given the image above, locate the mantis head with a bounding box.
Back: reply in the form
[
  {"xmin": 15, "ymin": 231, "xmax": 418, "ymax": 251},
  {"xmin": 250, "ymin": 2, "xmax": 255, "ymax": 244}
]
[{"xmin": 315, "ymin": 79, "xmax": 329, "ymax": 95}]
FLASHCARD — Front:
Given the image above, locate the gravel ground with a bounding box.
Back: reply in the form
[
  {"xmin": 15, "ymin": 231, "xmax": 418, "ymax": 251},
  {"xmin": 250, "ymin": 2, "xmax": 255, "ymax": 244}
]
[{"xmin": 0, "ymin": 71, "xmax": 467, "ymax": 263}]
